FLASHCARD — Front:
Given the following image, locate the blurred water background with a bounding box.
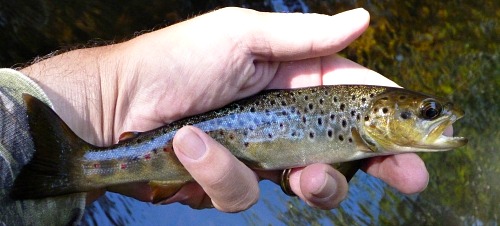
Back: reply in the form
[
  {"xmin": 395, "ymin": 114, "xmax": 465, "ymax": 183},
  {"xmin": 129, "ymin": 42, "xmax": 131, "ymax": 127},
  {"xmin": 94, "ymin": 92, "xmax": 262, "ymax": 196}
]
[{"xmin": 0, "ymin": 0, "xmax": 497, "ymax": 225}]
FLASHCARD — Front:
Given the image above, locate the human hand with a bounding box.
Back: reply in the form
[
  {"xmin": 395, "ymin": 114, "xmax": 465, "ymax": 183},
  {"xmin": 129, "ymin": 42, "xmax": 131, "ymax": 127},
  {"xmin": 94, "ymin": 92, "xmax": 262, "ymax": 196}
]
[{"xmin": 21, "ymin": 7, "xmax": 431, "ymax": 212}]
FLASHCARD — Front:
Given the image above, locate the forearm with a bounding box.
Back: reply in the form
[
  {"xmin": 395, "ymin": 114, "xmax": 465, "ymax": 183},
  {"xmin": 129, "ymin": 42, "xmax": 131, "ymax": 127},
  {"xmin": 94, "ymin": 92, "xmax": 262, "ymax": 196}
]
[{"xmin": 20, "ymin": 45, "xmax": 121, "ymax": 146}]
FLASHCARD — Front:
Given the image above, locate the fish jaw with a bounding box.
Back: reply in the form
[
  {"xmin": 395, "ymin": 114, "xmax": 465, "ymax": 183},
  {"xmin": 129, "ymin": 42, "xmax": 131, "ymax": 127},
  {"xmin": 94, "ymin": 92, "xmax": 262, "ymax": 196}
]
[{"xmin": 419, "ymin": 113, "xmax": 468, "ymax": 150}]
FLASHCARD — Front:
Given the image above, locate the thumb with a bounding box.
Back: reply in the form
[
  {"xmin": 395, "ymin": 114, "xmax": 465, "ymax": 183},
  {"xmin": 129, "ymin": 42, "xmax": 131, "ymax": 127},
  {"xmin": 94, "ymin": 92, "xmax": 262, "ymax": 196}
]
[{"xmin": 173, "ymin": 126, "xmax": 260, "ymax": 212}]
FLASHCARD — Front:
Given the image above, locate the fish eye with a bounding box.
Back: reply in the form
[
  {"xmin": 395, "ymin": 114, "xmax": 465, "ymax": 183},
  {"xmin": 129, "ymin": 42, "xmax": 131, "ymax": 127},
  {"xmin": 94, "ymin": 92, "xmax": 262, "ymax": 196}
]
[{"xmin": 420, "ymin": 99, "xmax": 442, "ymax": 120}]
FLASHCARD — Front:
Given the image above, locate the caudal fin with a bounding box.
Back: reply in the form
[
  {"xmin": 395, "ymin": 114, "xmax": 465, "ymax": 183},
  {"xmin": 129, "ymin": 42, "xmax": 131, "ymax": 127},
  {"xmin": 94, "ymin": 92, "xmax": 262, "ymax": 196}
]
[{"xmin": 10, "ymin": 94, "xmax": 94, "ymax": 199}]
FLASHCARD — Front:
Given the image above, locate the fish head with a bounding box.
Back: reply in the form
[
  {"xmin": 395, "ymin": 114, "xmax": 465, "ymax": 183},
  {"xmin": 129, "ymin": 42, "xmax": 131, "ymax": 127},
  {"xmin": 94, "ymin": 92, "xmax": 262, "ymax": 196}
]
[{"xmin": 360, "ymin": 88, "xmax": 468, "ymax": 153}]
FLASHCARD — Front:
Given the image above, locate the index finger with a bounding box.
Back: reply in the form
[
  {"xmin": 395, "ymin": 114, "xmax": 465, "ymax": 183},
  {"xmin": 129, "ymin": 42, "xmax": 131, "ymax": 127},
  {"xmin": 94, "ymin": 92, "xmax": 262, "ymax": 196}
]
[{"xmin": 243, "ymin": 8, "xmax": 371, "ymax": 61}]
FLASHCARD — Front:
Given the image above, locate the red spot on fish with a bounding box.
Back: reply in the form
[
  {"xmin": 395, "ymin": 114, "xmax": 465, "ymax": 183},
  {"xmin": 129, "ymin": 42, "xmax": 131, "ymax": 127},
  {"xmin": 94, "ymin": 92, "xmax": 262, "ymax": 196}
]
[
  {"xmin": 120, "ymin": 163, "xmax": 127, "ymax": 169},
  {"xmin": 93, "ymin": 163, "xmax": 100, "ymax": 168},
  {"xmin": 163, "ymin": 146, "xmax": 173, "ymax": 152},
  {"xmin": 144, "ymin": 153, "xmax": 151, "ymax": 160}
]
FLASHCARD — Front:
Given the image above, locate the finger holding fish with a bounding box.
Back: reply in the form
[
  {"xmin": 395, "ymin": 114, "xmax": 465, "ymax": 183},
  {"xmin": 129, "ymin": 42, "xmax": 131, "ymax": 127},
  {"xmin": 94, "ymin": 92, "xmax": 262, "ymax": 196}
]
[{"xmin": 172, "ymin": 126, "xmax": 260, "ymax": 212}]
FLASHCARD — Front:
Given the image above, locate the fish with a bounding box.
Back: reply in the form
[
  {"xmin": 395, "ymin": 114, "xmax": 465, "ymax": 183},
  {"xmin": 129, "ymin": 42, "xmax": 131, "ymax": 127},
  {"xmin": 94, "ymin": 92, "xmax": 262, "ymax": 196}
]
[{"xmin": 10, "ymin": 85, "xmax": 467, "ymax": 203}]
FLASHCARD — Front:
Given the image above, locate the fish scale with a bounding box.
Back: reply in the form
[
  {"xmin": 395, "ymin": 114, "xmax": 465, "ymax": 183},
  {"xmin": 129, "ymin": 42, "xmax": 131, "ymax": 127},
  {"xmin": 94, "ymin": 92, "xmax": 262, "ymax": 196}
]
[{"xmin": 11, "ymin": 85, "xmax": 467, "ymax": 202}]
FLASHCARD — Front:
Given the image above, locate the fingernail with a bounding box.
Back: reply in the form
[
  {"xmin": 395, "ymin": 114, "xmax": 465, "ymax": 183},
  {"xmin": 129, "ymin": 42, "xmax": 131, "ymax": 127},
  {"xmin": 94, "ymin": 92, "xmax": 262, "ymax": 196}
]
[
  {"xmin": 177, "ymin": 127, "xmax": 206, "ymax": 160},
  {"xmin": 311, "ymin": 172, "xmax": 337, "ymax": 199}
]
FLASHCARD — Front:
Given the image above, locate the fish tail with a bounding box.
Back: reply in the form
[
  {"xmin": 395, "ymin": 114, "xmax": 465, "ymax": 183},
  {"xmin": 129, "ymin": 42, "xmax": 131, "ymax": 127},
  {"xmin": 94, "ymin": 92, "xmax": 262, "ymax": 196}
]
[{"xmin": 10, "ymin": 94, "xmax": 94, "ymax": 199}]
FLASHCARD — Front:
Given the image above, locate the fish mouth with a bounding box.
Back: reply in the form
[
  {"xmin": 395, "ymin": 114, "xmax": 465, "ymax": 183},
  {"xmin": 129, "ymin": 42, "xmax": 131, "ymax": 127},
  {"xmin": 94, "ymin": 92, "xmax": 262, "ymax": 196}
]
[{"xmin": 425, "ymin": 113, "xmax": 468, "ymax": 150}]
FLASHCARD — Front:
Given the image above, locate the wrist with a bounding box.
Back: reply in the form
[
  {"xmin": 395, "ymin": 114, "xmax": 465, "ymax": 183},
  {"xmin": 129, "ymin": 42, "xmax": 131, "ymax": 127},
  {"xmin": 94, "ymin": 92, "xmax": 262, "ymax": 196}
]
[{"xmin": 20, "ymin": 45, "xmax": 121, "ymax": 146}]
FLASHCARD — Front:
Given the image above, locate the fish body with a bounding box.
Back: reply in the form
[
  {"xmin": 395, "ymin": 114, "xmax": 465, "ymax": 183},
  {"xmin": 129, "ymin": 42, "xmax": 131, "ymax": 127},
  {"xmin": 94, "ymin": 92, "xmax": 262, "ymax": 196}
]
[{"xmin": 11, "ymin": 85, "xmax": 467, "ymax": 202}]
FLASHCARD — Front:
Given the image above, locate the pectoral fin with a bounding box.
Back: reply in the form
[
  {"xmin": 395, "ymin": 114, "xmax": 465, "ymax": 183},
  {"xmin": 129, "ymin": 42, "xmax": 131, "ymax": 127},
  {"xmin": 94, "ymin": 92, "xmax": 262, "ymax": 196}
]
[
  {"xmin": 351, "ymin": 128, "xmax": 375, "ymax": 152},
  {"xmin": 149, "ymin": 180, "xmax": 186, "ymax": 204}
]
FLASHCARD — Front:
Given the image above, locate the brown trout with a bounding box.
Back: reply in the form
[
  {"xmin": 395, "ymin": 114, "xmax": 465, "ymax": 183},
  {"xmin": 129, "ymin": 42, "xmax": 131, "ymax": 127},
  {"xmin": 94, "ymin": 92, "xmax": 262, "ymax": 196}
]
[{"xmin": 11, "ymin": 85, "xmax": 467, "ymax": 203}]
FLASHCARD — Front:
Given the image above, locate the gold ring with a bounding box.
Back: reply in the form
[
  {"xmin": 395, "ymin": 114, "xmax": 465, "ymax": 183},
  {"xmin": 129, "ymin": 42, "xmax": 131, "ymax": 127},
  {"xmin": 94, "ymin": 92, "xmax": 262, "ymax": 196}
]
[{"xmin": 280, "ymin": 168, "xmax": 296, "ymax": 197}]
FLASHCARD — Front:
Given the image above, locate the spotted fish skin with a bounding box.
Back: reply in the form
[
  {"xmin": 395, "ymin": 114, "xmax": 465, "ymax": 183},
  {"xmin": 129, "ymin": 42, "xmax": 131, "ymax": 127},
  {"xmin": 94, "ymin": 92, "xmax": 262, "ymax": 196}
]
[
  {"xmin": 78, "ymin": 86, "xmax": 384, "ymax": 187},
  {"xmin": 11, "ymin": 85, "xmax": 467, "ymax": 200}
]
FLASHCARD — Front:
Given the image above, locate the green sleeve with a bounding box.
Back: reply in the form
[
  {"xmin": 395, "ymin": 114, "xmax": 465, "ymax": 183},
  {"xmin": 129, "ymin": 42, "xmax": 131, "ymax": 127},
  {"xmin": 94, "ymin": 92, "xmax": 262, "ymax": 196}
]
[{"xmin": 0, "ymin": 68, "xmax": 86, "ymax": 226}]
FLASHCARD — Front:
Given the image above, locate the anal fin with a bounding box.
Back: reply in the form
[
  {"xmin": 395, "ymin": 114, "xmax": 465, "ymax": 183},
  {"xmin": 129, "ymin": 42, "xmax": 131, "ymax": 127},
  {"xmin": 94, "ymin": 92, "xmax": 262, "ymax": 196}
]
[{"xmin": 149, "ymin": 180, "xmax": 185, "ymax": 204}]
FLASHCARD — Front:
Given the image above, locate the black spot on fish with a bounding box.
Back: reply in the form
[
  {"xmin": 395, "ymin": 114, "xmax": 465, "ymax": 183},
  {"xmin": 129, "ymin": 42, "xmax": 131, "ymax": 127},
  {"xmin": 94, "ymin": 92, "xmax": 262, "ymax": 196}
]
[
  {"xmin": 340, "ymin": 103, "xmax": 345, "ymax": 111},
  {"xmin": 281, "ymin": 100, "xmax": 287, "ymax": 106},
  {"xmin": 308, "ymin": 103, "xmax": 314, "ymax": 110},
  {"xmin": 334, "ymin": 97, "xmax": 338, "ymax": 102},
  {"xmin": 270, "ymin": 100, "xmax": 276, "ymax": 106},
  {"xmin": 348, "ymin": 138, "xmax": 353, "ymax": 143},
  {"xmin": 339, "ymin": 135, "xmax": 344, "ymax": 141},
  {"xmin": 243, "ymin": 130, "xmax": 248, "ymax": 136},
  {"xmin": 342, "ymin": 120, "xmax": 347, "ymax": 128},
  {"xmin": 319, "ymin": 98, "xmax": 324, "ymax": 105},
  {"xmin": 303, "ymin": 106, "xmax": 308, "ymax": 113},
  {"xmin": 292, "ymin": 97, "xmax": 297, "ymax": 102},
  {"xmin": 362, "ymin": 97, "xmax": 367, "ymax": 103},
  {"xmin": 291, "ymin": 131, "xmax": 296, "ymax": 137},
  {"xmin": 374, "ymin": 108, "xmax": 378, "ymax": 113},
  {"xmin": 381, "ymin": 97, "xmax": 389, "ymax": 101},
  {"xmin": 382, "ymin": 107, "xmax": 389, "ymax": 114},
  {"xmin": 324, "ymin": 90, "xmax": 329, "ymax": 95},
  {"xmin": 364, "ymin": 116, "xmax": 370, "ymax": 121},
  {"xmin": 229, "ymin": 134, "xmax": 235, "ymax": 140},
  {"xmin": 400, "ymin": 111, "xmax": 411, "ymax": 119},
  {"xmin": 302, "ymin": 116, "xmax": 307, "ymax": 123},
  {"xmin": 239, "ymin": 105, "xmax": 245, "ymax": 111},
  {"xmin": 327, "ymin": 129, "xmax": 333, "ymax": 138},
  {"xmin": 351, "ymin": 110, "xmax": 356, "ymax": 117},
  {"xmin": 330, "ymin": 114, "xmax": 335, "ymax": 120},
  {"xmin": 250, "ymin": 107, "xmax": 256, "ymax": 112},
  {"xmin": 279, "ymin": 122, "xmax": 284, "ymax": 128},
  {"xmin": 370, "ymin": 93, "xmax": 375, "ymax": 98},
  {"xmin": 244, "ymin": 142, "xmax": 249, "ymax": 147},
  {"xmin": 317, "ymin": 118, "xmax": 323, "ymax": 126},
  {"xmin": 304, "ymin": 95, "xmax": 309, "ymax": 101},
  {"xmin": 309, "ymin": 132, "xmax": 315, "ymax": 139},
  {"xmin": 268, "ymin": 133, "xmax": 273, "ymax": 138},
  {"xmin": 352, "ymin": 95, "xmax": 356, "ymax": 100},
  {"xmin": 282, "ymin": 110, "xmax": 287, "ymax": 115}
]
